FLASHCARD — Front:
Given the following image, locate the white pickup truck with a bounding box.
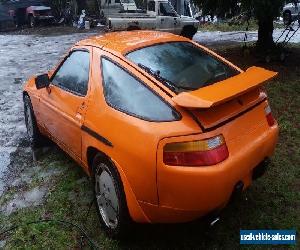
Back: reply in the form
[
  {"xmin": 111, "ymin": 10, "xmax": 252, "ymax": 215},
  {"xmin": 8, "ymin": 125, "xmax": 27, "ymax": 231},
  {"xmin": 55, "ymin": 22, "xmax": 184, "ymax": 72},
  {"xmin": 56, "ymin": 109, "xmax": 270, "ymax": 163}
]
[{"xmin": 106, "ymin": 0, "xmax": 199, "ymax": 39}]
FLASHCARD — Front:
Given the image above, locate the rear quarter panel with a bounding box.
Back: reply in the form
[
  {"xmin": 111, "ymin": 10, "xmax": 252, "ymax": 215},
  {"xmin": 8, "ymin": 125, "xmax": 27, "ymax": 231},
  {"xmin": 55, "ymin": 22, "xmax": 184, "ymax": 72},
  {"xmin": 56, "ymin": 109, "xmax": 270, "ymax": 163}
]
[{"xmin": 81, "ymin": 48, "xmax": 200, "ymax": 205}]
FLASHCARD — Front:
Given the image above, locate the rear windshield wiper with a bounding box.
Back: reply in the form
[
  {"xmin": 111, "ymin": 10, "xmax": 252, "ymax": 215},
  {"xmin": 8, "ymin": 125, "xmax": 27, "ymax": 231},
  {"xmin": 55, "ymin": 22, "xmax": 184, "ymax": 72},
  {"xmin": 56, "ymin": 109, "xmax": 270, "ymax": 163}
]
[{"xmin": 137, "ymin": 63, "xmax": 179, "ymax": 93}]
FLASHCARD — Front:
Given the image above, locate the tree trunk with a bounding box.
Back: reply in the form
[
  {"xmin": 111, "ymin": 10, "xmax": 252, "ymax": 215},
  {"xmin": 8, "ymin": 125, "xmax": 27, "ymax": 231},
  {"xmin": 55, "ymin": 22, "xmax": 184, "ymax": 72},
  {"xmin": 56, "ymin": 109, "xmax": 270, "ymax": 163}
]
[
  {"xmin": 76, "ymin": 0, "xmax": 87, "ymax": 13},
  {"xmin": 257, "ymin": 17, "xmax": 274, "ymax": 49}
]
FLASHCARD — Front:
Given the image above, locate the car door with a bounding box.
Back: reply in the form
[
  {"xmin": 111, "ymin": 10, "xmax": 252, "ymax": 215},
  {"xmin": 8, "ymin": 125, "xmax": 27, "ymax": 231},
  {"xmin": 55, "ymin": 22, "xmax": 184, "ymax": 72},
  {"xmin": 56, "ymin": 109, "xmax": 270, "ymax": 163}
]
[
  {"xmin": 39, "ymin": 48, "xmax": 91, "ymax": 162},
  {"xmin": 156, "ymin": 1, "xmax": 178, "ymax": 33}
]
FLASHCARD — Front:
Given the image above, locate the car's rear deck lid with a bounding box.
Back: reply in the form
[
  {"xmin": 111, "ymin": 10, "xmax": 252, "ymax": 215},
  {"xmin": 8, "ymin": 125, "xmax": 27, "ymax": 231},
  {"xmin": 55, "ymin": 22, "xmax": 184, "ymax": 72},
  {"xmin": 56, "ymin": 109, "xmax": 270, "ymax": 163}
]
[{"xmin": 172, "ymin": 67, "xmax": 277, "ymax": 109}]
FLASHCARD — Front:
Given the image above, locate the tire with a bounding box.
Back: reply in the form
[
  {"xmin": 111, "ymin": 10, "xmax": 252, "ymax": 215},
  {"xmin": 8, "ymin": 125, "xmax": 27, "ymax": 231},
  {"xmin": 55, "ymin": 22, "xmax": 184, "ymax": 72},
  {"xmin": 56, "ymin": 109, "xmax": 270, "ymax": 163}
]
[
  {"xmin": 24, "ymin": 95, "xmax": 43, "ymax": 147},
  {"xmin": 180, "ymin": 25, "xmax": 197, "ymax": 40},
  {"xmin": 92, "ymin": 154, "xmax": 131, "ymax": 238},
  {"xmin": 28, "ymin": 15, "xmax": 35, "ymax": 28},
  {"xmin": 283, "ymin": 11, "xmax": 292, "ymax": 26}
]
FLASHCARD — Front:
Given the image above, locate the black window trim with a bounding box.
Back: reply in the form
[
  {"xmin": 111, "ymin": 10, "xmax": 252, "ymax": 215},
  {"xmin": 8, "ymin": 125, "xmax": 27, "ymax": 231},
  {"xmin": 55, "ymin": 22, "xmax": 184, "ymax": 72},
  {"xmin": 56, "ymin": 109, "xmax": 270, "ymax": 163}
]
[
  {"xmin": 50, "ymin": 48, "xmax": 91, "ymax": 97},
  {"xmin": 148, "ymin": 1, "xmax": 155, "ymax": 11},
  {"xmin": 100, "ymin": 55, "xmax": 182, "ymax": 123}
]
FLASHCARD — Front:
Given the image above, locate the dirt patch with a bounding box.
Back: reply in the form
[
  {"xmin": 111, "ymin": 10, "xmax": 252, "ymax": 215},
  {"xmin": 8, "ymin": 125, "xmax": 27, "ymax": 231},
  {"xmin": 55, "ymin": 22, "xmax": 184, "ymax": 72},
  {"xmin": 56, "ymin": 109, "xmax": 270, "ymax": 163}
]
[{"xmin": 0, "ymin": 30, "xmax": 100, "ymax": 201}]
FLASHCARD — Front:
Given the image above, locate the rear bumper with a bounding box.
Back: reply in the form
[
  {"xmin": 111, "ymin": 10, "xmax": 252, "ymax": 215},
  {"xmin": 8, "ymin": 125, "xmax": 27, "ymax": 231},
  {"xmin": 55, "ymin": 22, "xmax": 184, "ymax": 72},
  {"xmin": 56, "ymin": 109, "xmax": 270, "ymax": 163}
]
[{"xmin": 142, "ymin": 124, "xmax": 278, "ymax": 223}]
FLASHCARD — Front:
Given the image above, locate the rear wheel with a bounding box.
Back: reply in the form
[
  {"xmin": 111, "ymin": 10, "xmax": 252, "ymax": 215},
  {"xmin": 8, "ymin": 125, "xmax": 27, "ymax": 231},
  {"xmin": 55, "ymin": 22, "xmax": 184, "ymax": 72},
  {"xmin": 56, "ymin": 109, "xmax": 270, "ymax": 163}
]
[{"xmin": 92, "ymin": 154, "xmax": 131, "ymax": 238}]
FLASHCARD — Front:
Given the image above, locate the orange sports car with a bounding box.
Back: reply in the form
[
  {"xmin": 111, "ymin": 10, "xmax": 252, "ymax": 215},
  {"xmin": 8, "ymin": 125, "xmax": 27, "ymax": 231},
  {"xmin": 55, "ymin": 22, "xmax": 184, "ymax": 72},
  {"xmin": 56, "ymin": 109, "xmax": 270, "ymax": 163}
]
[{"xmin": 23, "ymin": 31, "xmax": 279, "ymax": 237}]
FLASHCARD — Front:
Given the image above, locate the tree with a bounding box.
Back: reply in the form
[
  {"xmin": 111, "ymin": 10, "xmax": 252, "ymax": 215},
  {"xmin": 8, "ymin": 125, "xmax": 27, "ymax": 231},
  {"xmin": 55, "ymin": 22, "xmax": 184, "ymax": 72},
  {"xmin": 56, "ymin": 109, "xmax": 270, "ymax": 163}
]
[
  {"xmin": 242, "ymin": 0, "xmax": 284, "ymax": 49},
  {"xmin": 194, "ymin": 0, "xmax": 286, "ymax": 49}
]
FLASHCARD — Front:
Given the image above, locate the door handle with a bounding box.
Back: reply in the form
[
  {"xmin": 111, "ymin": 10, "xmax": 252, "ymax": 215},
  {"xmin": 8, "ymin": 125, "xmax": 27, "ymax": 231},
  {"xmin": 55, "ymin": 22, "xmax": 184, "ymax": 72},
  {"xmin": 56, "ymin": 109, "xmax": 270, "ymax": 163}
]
[
  {"xmin": 76, "ymin": 101, "xmax": 86, "ymax": 122},
  {"xmin": 75, "ymin": 112, "xmax": 83, "ymax": 122}
]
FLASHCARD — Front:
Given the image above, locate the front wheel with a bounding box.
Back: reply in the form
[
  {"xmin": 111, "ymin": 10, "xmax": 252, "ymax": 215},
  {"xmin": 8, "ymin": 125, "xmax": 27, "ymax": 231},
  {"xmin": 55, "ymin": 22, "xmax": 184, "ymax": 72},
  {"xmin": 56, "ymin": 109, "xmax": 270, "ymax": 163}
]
[
  {"xmin": 92, "ymin": 155, "xmax": 131, "ymax": 238},
  {"xmin": 24, "ymin": 95, "xmax": 43, "ymax": 147}
]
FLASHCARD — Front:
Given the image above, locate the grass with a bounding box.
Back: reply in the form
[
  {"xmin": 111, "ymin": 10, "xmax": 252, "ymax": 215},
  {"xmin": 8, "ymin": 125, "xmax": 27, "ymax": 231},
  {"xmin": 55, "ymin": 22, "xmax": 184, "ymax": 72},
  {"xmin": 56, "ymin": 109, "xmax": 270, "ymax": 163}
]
[
  {"xmin": 0, "ymin": 43, "xmax": 299, "ymax": 249},
  {"xmin": 198, "ymin": 19, "xmax": 284, "ymax": 32}
]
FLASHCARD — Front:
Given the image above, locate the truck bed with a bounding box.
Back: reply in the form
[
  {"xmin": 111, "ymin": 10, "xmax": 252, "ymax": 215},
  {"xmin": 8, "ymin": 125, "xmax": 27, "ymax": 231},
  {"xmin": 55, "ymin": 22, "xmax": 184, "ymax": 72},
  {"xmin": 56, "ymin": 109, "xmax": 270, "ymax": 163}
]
[
  {"xmin": 107, "ymin": 13, "xmax": 153, "ymax": 18},
  {"xmin": 108, "ymin": 15, "xmax": 157, "ymax": 31}
]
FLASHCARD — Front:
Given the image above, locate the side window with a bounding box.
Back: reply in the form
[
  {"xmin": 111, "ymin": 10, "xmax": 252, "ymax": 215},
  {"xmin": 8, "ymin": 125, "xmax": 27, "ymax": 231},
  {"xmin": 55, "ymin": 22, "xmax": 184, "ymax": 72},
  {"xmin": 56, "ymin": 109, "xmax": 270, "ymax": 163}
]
[
  {"xmin": 101, "ymin": 58, "xmax": 179, "ymax": 122},
  {"xmin": 52, "ymin": 50, "xmax": 90, "ymax": 96},
  {"xmin": 148, "ymin": 1, "xmax": 155, "ymax": 11},
  {"xmin": 159, "ymin": 2, "xmax": 176, "ymax": 16}
]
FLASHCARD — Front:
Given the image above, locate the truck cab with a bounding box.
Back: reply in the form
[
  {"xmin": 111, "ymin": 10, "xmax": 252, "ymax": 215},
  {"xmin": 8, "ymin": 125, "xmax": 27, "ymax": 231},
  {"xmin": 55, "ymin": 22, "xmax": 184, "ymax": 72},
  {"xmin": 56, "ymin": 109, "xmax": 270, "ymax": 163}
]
[
  {"xmin": 148, "ymin": 0, "xmax": 199, "ymax": 37},
  {"xmin": 100, "ymin": 0, "xmax": 138, "ymax": 18},
  {"xmin": 148, "ymin": 0, "xmax": 178, "ymax": 30}
]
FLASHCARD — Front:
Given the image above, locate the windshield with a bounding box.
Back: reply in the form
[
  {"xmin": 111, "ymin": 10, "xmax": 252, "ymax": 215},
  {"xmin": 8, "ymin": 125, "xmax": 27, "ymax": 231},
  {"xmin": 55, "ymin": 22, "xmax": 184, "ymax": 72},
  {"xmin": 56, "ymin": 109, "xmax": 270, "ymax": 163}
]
[{"xmin": 126, "ymin": 42, "xmax": 239, "ymax": 92}]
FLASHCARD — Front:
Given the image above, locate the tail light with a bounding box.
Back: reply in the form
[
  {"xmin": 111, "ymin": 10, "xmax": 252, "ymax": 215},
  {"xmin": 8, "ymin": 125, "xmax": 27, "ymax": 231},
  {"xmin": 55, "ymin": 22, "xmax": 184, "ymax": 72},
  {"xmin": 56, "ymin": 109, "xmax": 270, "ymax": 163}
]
[
  {"xmin": 265, "ymin": 105, "xmax": 275, "ymax": 126},
  {"xmin": 163, "ymin": 135, "xmax": 229, "ymax": 166}
]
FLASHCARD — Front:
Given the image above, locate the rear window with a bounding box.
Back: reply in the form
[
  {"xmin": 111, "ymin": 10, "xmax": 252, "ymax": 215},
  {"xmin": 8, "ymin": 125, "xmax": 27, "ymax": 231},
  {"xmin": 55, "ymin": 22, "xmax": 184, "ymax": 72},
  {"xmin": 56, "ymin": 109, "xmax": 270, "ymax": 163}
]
[
  {"xmin": 126, "ymin": 42, "xmax": 239, "ymax": 93},
  {"xmin": 101, "ymin": 58, "xmax": 180, "ymax": 122}
]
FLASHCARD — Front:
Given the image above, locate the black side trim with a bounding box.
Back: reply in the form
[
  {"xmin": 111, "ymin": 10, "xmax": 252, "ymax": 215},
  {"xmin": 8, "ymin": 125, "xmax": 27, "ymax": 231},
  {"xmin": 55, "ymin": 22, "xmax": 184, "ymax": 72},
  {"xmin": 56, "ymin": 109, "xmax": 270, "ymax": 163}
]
[
  {"xmin": 202, "ymin": 98, "xmax": 267, "ymax": 132},
  {"xmin": 81, "ymin": 125, "xmax": 113, "ymax": 147}
]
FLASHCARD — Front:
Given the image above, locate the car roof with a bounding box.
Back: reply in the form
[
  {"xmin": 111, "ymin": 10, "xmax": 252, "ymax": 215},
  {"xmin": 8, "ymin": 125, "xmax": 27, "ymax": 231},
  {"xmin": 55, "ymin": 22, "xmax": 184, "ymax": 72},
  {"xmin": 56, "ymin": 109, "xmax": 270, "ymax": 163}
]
[{"xmin": 76, "ymin": 30, "xmax": 190, "ymax": 55}]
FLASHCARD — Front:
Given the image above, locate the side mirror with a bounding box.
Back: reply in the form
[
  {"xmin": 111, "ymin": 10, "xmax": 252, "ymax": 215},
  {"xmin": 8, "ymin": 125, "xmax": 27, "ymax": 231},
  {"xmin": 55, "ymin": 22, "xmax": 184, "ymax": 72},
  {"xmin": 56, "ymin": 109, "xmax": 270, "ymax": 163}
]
[{"xmin": 35, "ymin": 74, "xmax": 50, "ymax": 89}]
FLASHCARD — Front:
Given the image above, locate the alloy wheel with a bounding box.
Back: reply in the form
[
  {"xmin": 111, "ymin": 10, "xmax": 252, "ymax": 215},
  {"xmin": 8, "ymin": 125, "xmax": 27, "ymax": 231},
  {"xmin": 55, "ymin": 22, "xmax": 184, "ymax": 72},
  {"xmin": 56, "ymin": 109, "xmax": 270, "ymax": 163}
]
[{"xmin": 95, "ymin": 163, "xmax": 119, "ymax": 229}]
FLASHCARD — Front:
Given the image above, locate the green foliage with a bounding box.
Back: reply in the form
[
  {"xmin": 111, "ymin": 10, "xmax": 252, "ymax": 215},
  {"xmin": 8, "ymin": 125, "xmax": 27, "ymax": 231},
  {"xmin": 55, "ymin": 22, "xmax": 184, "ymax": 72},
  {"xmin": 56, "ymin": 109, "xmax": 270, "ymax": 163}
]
[
  {"xmin": 241, "ymin": 0, "xmax": 284, "ymax": 20},
  {"xmin": 195, "ymin": 0, "xmax": 239, "ymax": 17}
]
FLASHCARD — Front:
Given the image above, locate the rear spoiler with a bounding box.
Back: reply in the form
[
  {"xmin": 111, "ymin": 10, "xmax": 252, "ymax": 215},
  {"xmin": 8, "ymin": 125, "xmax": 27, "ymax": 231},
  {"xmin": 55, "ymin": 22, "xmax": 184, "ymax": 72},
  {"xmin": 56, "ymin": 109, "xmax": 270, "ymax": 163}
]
[{"xmin": 172, "ymin": 67, "xmax": 278, "ymax": 109}]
